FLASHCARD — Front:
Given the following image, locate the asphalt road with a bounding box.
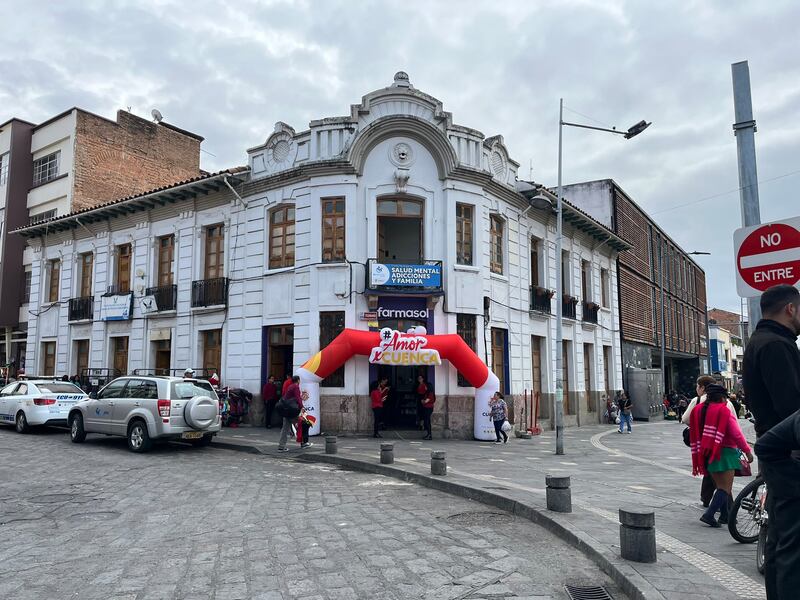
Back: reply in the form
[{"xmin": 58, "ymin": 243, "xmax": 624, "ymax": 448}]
[{"xmin": 0, "ymin": 427, "xmax": 626, "ymax": 600}]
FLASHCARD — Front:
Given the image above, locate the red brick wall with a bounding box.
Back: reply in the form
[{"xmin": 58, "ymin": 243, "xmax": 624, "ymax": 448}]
[
  {"xmin": 614, "ymin": 188, "xmax": 707, "ymax": 356},
  {"xmin": 72, "ymin": 110, "xmax": 201, "ymax": 211}
]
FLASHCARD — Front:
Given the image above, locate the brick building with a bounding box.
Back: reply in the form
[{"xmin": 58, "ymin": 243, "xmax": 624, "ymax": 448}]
[
  {"xmin": 563, "ymin": 180, "xmax": 709, "ymax": 397},
  {"xmin": 0, "ymin": 108, "xmax": 202, "ymax": 375}
]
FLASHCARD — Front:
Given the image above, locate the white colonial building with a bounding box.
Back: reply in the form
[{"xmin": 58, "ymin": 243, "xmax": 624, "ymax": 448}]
[{"xmin": 16, "ymin": 73, "xmax": 629, "ymax": 438}]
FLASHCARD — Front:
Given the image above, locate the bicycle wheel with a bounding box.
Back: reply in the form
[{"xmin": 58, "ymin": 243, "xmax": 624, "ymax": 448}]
[
  {"xmin": 757, "ymin": 525, "xmax": 767, "ymax": 575},
  {"xmin": 728, "ymin": 477, "xmax": 763, "ymax": 544}
]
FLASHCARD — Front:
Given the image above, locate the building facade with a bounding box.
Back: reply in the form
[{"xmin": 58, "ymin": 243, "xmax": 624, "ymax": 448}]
[
  {"xmin": 17, "ymin": 73, "xmax": 630, "ymax": 438},
  {"xmin": 0, "ymin": 108, "xmax": 203, "ymax": 376},
  {"xmin": 708, "ymin": 308, "xmax": 745, "ymax": 389},
  {"xmin": 563, "ymin": 180, "xmax": 709, "ymax": 398}
]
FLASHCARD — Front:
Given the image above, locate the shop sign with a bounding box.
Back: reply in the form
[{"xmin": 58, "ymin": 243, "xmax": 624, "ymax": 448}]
[
  {"xmin": 100, "ymin": 293, "xmax": 133, "ymax": 321},
  {"xmin": 369, "ymin": 262, "xmax": 441, "ymax": 288},
  {"xmin": 368, "ymin": 328, "xmax": 442, "ymax": 366},
  {"xmin": 360, "ymin": 311, "xmax": 378, "ymax": 320},
  {"xmin": 139, "ymin": 295, "xmax": 159, "ymax": 315},
  {"xmin": 376, "ymin": 307, "xmax": 429, "ymax": 319}
]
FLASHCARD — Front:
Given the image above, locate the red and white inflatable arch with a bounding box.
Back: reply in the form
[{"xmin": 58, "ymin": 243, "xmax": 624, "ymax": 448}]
[{"xmin": 297, "ymin": 328, "xmax": 499, "ymax": 440}]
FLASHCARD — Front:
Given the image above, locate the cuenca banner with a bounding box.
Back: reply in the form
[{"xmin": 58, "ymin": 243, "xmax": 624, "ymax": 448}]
[
  {"xmin": 368, "ymin": 328, "xmax": 442, "ymax": 366},
  {"xmin": 369, "ymin": 262, "xmax": 442, "ymax": 288},
  {"xmin": 100, "ymin": 293, "xmax": 133, "ymax": 321}
]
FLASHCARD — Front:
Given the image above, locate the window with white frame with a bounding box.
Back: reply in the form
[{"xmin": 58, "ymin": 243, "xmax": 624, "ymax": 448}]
[
  {"xmin": 32, "ymin": 151, "xmax": 61, "ymax": 186},
  {"xmin": 29, "ymin": 209, "xmax": 57, "ymax": 225},
  {"xmin": 0, "ymin": 152, "xmax": 8, "ymax": 185}
]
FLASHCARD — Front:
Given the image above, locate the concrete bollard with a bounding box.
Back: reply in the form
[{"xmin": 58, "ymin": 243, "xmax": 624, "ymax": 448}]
[
  {"xmin": 431, "ymin": 450, "xmax": 447, "ymax": 475},
  {"xmin": 380, "ymin": 443, "xmax": 394, "ymax": 464},
  {"xmin": 545, "ymin": 474, "xmax": 572, "ymax": 513},
  {"xmin": 619, "ymin": 508, "xmax": 656, "ymax": 563},
  {"xmin": 325, "ymin": 435, "xmax": 338, "ymax": 454}
]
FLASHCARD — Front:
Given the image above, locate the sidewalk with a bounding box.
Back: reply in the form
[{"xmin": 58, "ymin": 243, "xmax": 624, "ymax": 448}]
[{"xmin": 214, "ymin": 421, "xmax": 765, "ymax": 600}]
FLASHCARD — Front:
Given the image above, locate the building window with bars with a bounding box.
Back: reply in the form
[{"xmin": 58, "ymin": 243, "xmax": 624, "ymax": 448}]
[
  {"xmin": 319, "ymin": 312, "xmax": 345, "ymax": 387},
  {"xmin": 456, "ymin": 314, "xmax": 477, "ymax": 387},
  {"xmin": 456, "ymin": 203, "xmax": 474, "ymax": 265},
  {"xmin": 47, "ymin": 259, "xmax": 60, "ymax": 303},
  {"xmin": 32, "ymin": 151, "xmax": 60, "ymax": 186},
  {"xmin": 269, "ymin": 205, "xmax": 296, "ymax": 269},
  {"xmin": 321, "ymin": 198, "xmax": 345, "ymax": 263},
  {"xmin": 489, "ymin": 215, "xmax": 504, "ymax": 275}
]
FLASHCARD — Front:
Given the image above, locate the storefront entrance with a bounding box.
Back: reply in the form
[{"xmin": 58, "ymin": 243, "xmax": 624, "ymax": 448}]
[{"xmin": 264, "ymin": 325, "xmax": 294, "ymax": 381}]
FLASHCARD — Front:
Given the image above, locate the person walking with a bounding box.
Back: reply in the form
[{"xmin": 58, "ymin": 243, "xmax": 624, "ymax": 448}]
[
  {"xmin": 683, "ymin": 374, "xmax": 737, "ymax": 506},
  {"xmin": 489, "ymin": 392, "xmax": 508, "ymax": 444},
  {"xmin": 617, "ymin": 391, "xmax": 633, "ymax": 433},
  {"xmin": 277, "ymin": 376, "xmax": 302, "ymax": 452},
  {"xmin": 690, "ymin": 383, "xmax": 753, "ymax": 527},
  {"xmin": 415, "ymin": 375, "xmax": 428, "ymax": 431},
  {"xmin": 370, "ymin": 381, "xmax": 383, "ymax": 438},
  {"xmin": 754, "ymin": 409, "xmax": 800, "ymax": 599},
  {"xmin": 421, "ymin": 382, "xmax": 435, "ymax": 440},
  {"xmin": 261, "ymin": 375, "xmax": 278, "ymax": 428}
]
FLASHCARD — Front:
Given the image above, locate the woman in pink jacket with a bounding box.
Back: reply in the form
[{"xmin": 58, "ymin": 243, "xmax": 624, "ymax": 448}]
[{"xmin": 690, "ymin": 383, "xmax": 754, "ymax": 527}]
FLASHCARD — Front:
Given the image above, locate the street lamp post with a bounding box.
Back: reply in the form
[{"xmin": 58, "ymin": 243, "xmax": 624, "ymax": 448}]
[{"xmin": 554, "ymin": 99, "xmax": 650, "ymax": 455}]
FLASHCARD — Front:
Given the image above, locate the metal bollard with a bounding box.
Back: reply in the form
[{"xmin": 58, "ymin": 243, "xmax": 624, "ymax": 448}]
[
  {"xmin": 380, "ymin": 442, "xmax": 394, "ymax": 464},
  {"xmin": 431, "ymin": 450, "xmax": 447, "ymax": 475},
  {"xmin": 545, "ymin": 474, "xmax": 572, "ymax": 513},
  {"xmin": 619, "ymin": 508, "xmax": 656, "ymax": 563},
  {"xmin": 325, "ymin": 435, "xmax": 338, "ymax": 454}
]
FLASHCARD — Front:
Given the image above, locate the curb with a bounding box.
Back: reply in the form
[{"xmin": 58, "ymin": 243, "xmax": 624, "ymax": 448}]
[{"xmin": 214, "ymin": 438, "xmax": 665, "ymax": 600}]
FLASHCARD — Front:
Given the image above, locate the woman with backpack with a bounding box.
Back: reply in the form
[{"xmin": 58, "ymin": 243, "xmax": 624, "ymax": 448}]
[
  {"xmin": 690, "ymin": 382, "xmax": 753, "ymax": 527},
  {"xmin": 277, "ymin": 376, "xmax": 303, "ymax": 452}
]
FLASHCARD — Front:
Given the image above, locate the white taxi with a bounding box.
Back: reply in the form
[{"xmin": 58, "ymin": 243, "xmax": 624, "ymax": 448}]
[{"xmin": 0, "ymin": 379, "xmax": 88, "ymax": 433}]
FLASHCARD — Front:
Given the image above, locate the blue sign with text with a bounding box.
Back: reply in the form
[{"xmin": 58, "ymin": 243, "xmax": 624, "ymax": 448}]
[{"xmin": 369, "ymin": 263, "xmax": 442, "ymax": 288}]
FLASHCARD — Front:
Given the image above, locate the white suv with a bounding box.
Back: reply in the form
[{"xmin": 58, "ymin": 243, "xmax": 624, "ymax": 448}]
[{"xmin": 68, "ymin": 376, "xmax": 221, "ymax": 452}]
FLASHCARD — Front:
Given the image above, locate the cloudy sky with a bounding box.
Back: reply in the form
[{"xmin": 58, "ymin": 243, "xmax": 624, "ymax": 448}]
[{"xmin": 2, "ymin": 0, "xmax": 798, "ymax": 313}]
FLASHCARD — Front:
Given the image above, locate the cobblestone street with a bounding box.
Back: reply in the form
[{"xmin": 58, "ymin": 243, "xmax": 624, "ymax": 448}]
[{"xmin": 0, "ymin": 428, "xmax": 625, "ymax": 600}]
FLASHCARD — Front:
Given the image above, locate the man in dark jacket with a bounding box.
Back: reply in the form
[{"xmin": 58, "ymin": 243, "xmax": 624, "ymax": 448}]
[
  {"xmin": 742, "ymin": 284, "xmax": 800, "ymax": 436},
  {"xmin": 754, "ymin": 410, "xmax": 800, "ymax": 599}
]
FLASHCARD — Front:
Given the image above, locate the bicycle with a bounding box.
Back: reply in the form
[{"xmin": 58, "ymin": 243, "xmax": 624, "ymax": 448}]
[{"xmin": 728, "ymin": 474, "xmax": 768, "ymax": 574}]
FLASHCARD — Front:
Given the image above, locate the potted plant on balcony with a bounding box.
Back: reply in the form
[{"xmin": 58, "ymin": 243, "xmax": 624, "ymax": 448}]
[{"xmin": 533, "ymin": 287, "xmax": 555, "ymax": 299}]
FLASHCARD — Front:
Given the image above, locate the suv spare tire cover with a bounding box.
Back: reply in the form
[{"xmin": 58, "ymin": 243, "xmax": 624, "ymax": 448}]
[{"xmin": 184, "ymin": 395, "xmax": 218, "ymax": 430}]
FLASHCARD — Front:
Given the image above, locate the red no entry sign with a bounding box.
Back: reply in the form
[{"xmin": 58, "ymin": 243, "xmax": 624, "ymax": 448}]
[{"xmin": 734, "ymin": 217, "xmax": 800, "ymax": 297}]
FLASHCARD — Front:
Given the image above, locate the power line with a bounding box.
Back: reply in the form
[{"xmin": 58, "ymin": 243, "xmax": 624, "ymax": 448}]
[{"xmin": 649, "ymin": 168, "xmax": 800, "ymax": 216}]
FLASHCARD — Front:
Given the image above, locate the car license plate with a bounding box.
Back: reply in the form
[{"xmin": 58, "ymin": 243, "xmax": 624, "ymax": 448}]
[{"xmin": 181, "ymin": 431, "xmax": 203, "ymax": 440}]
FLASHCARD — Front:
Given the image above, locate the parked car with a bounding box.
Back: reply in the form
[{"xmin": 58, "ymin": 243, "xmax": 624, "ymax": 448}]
[
  {"xmin": 68, "ymin": 376, "xmax": 221, "ymax": 452},
  {"xmin": 0, "ymin": 379, "xmax": 88, "ymax": 433}
]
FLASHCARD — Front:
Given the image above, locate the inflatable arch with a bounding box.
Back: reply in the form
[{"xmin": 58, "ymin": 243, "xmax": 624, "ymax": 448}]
[{"xmin": 296, "ymin": 328, "xmax": 500, "ymax": 441}]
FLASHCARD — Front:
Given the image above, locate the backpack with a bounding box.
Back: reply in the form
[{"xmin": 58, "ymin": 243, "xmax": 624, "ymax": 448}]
[{"xmin": 276, "ymin": 394, "xmax": 301, "ymax": 419}]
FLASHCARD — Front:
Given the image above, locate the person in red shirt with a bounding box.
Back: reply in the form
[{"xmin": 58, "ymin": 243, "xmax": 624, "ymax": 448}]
[
  {"xmin": 421, "ymin": 382, "xmax": 435, "ymax": 440},
  {"xmin": 370, "ymin": 381, "xmax": 384, "ymax": 438},
  {"xmin": 281, "ymin": 374, "xmax": 292, "ymax": 399},
  {"xmin": 262, "ymin": 375, "xmax": 278, "ymax": 428}
]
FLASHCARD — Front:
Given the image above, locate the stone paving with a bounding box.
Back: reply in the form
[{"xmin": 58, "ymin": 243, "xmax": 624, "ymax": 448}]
[
  {"xmin": 215, "ymin": 419, "xmax": 766, "ymax": 600},
  {"xmin": 0, "ymin": 427, "xmax": 625, "ymax": 600}
]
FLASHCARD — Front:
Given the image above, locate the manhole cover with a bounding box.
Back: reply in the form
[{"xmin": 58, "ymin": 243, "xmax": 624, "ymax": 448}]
[
  {"xmin": 445, "ymin": 511, "xmax": 513, "ymax": 526},
  {"xmin": 28, "ymin": 494, "xmax": 74, "ymax": 504},
  {"xmin": 564, "ymin": 584, "xmax": 613, "ymax": 600},
  {"xmin": 68, "ymin": 511, "xmax": 121, "ymax": 522}
]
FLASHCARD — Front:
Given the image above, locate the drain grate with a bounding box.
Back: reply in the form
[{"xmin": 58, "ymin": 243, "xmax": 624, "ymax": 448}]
[{"xmin": 564, "ymin": 584, "xmax": 613, "ymax": 600}]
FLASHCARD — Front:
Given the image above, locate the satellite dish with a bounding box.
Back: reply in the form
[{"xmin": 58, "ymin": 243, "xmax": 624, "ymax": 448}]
[{"xmin": 151, "ymin": 109, "xmax": 163, "ymax": 123}]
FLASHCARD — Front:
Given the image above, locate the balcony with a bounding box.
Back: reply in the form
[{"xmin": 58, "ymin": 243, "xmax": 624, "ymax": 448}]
[
  {"xmin": 68, "ymin": 296, "xmax": 94, "ymax": 321},
  {"xmin": 562, "ymin": 295, "xmax": 578, "ymax": 320},
  {"xmin": 582, "ymin": 301, "xmax": 600, "ymax": 324},
  {"xmin": 529, "ymin": 286, "xmax": 553, "ymax": 314},
  {"xmin": 145, "ymin": 284, "xmax": 177, "ymax": 312},
  {"xmin": 191, "ymin": 277, "xmax": 228, "ymax": 308}
]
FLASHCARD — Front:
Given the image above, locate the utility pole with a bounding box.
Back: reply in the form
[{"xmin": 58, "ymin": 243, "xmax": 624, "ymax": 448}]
[
  {"xmin": 554, "ymin": 98, "xmax": 565, "ymax": 455},
  {"xmin": 731, "ymin": 61, "xmax": 762, "ymax": 336}
]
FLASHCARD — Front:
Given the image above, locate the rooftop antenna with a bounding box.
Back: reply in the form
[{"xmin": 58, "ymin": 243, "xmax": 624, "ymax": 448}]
[{"xmin": 151, "ymin": 109, "xmax": 163, "ymax": 123}]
